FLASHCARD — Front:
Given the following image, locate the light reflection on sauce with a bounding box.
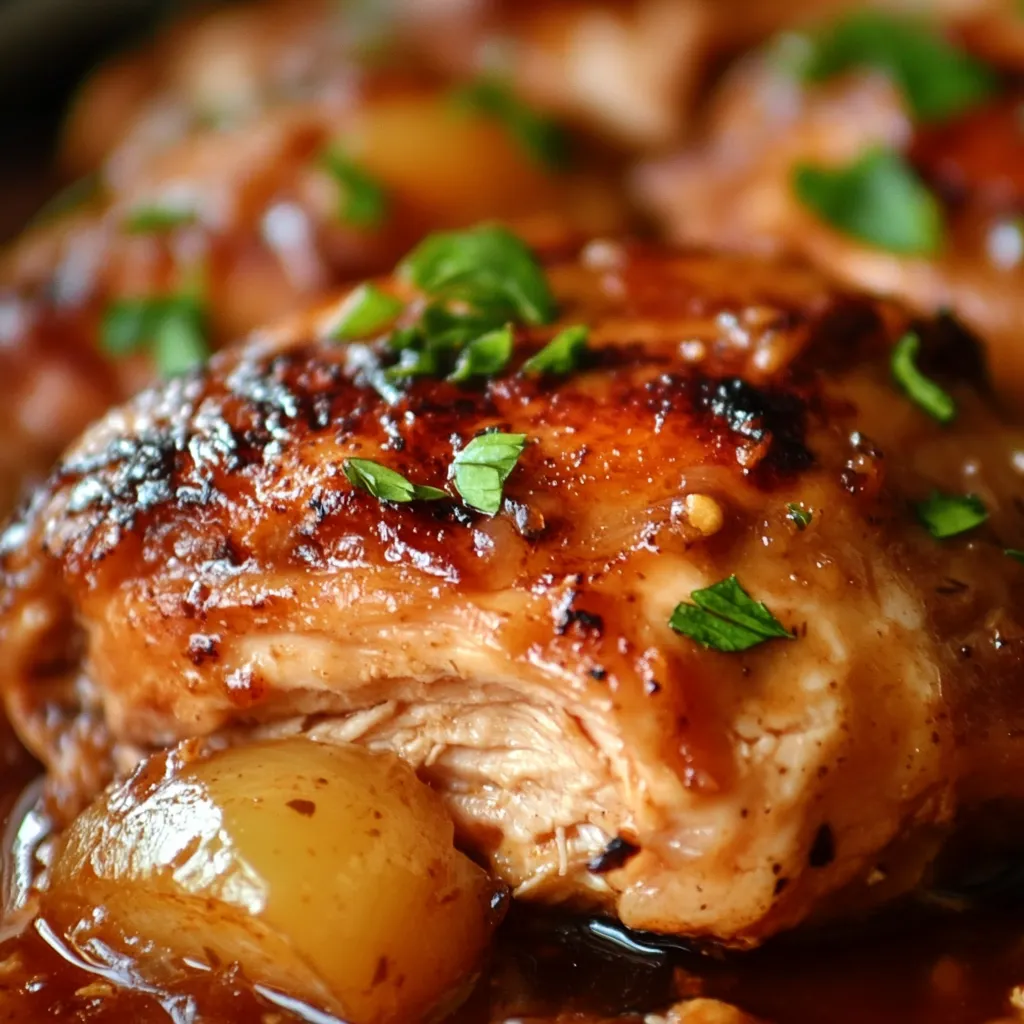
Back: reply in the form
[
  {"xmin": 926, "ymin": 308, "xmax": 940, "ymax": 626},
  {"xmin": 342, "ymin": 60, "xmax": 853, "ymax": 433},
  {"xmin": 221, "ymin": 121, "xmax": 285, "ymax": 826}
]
[{"xmin": 1, "ymin": 763, "xmax": 1024, "ymax": 1023}]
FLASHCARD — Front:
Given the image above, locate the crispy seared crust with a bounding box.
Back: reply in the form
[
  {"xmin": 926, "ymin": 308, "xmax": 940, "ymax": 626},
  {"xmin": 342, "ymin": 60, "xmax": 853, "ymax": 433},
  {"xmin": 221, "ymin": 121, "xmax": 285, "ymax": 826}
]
[
  {"xmin": 2, "ymin": 243, "xmax": 1023, "ymax": 943},
  {"xmin": 0, "ymin": 5, "xmax": 632, "ymax": 514}
]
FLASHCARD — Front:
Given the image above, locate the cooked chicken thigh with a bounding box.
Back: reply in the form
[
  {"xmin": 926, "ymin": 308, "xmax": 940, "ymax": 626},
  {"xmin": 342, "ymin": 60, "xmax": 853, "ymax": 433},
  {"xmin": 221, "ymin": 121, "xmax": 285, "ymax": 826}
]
[
  {"xmin": 64, "ymin": 0, "xmax": 992, "ymax": 172},
  {"xmin": 2, "ymin": 235, "xmax": 1023, "ymax": 945},
  {"xmin": 60, "ymin": 0, "xmax": 718, "ymax": 170},
  {"xmin": 0, "ymin": 50, "xmax": 625, "ymax": 513},
  {"xmin": 635, "ymin": 11, "xmax": 1024, "ymax": 408}
]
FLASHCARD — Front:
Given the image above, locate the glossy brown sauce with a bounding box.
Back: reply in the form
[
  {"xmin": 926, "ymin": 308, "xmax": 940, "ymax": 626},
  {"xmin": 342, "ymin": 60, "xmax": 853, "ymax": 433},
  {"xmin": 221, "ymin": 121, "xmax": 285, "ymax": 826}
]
[
  {"xmin": 5, "ymin": 879, "xmax": 1024, "ymax": 1023},
  {"xmin": 0, "ymin": 751, "xmax": 1023, "ymax": 1024}
]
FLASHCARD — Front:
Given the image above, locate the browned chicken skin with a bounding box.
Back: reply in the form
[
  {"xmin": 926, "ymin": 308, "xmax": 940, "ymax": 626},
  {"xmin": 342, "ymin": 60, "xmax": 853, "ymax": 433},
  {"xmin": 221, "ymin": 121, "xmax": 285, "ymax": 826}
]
[
  {"xmin": 635, "ymin": 13, "xmax": 1024, "ymax": 410},
  {"xmin": 2, "ymin": 239, "xmax": 1023, "ymax": 945},
  {"xmin": 7, "ymin": 0, "xmax": 1007, "ymax": 517},
  {"xmin": 0, "ymin": 19, "xmax": 628, "ymax": 512}
]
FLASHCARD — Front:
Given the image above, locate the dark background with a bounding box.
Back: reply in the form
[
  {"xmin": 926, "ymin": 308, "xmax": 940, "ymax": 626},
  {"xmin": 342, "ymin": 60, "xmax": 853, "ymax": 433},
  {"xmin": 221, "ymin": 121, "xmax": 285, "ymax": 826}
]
[{"xmin": 0, "ymin": 0, "xmax": 202, "ymax": 236}]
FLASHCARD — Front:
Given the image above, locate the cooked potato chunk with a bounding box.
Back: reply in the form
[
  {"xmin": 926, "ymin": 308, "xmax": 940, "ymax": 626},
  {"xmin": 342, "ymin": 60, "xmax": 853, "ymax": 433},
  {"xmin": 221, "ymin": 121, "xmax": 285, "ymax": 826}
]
[{"xmin": 44, "ymin": 739, "xmax": 502, "ymax": 1023}]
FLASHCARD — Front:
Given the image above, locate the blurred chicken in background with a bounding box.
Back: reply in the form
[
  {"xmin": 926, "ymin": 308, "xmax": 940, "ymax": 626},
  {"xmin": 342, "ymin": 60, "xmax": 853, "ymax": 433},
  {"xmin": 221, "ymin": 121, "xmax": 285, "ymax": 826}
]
[
  {"xmin": 0, "ymin": 0, "xmax": 1021, "ymax": 516},
  {"xmin": 636, "ymin": 0, "xmax": 1024, "ymax": 410}
]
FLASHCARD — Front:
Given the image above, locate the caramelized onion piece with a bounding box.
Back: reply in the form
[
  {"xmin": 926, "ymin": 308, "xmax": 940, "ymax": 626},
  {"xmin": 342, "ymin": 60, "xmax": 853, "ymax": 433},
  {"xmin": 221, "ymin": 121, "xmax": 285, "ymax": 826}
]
[
  {"xmin": 660, "ymin": 999, "xmax": 766, "ymax": 1024},
  {"xmin": 44, "ymin": 739, "xmax": 503, "ymax": 1023}
]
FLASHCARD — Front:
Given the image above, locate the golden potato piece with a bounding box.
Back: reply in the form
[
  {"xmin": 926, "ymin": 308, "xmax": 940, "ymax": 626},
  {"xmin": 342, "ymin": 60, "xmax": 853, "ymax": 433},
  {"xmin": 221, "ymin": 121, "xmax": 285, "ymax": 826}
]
[{"xmin": 45, "ymin": 739, "xmax": 503, "ymax": 1023}]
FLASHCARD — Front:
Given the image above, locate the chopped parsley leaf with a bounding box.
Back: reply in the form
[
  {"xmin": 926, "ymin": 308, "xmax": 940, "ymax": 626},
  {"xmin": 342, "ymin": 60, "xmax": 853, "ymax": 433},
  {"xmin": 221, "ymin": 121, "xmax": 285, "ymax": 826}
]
[
  {"xmin": 383, "ymin": 346, "xmax": 442, "ymax": 381},
  {"xmin": 915, "ymin": 491, "xmax": 988, "ymax": 539},
  {"xmin": 320, "ymin": 148, "xmax": 388, "ymax": 228},
  {"xmin": 417, "ymin": 304, "xmax": 501, "ymax": 351},
  {"xmin": 669, "ymin": 576, "xmax": 794, "ymax": 653},
  {"xmin": 452, "ymin": 79, "xmax": 570, "ymax": 169},
  {"xmin": 521, "ymin": 324, "xmax": 589, "ymax": 376},
  {"xmin": 341, "ymin": 228, "xmax": 565, "ymax": 394},
  {"xmin": 891, "ymin": 332, "xmax": 956, "ymax": 423},
  {"xmin": 448, "ymin": 325, "xmax": 514, "ymax": 382},
  {"xmin": 801, "ymin": 10, "xmax": 997, "ymax": 122},
  {"xmin": 330, "ymin": 283, "xmax": 404, "ymax": 340},
  {"xmin": 342, "ymin": 458, "xmax": 447, "ymax": 503},
  {"xmin": 400, "ymin": 225, "xmax": 557, "ymax": 326},
  {"xmin": 101, "ymin": 294, "xmax": 209, "ymax": 377},
  {"xmin": 123, "ymin": 202, "xmax": 197, "ymax": 234},
  {"xmin": 451, "ymin": 431, "xmax": 526, "ymax": 515},
  {"xmin": 793, "ymin": 148, "xmax": 944, "ymax": 256},
  {"xmin": 787, "ymin": 503, "xmax": 813, "ymax": 530}
]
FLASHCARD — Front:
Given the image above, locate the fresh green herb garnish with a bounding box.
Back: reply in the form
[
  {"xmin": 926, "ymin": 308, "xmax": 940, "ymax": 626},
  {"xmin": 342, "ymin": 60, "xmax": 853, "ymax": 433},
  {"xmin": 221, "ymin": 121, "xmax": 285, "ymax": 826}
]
[
  {"xmin": 1007, "ymin": 549, "xmax": 1024, "ymax": 562},
  {"xmin": 151, "ymin": 312, "xmax": 209, "ymax": 377},
  {"xmin": 330, "ymin": 283, "xmax": 404, "ymax": 340},
  {"xmin": 400, "ymin": 224, "xmax": 557, "ymax": 326},
  {"xmin": 451, "ymin": 431, "xmax": 527, "ymax": 515},
  {"xmin": 320, "ymin": 148, "xmax": 388, "ymax": 228},
  {"xmin": 448, "ymin": 325, "xmax": 514, "ymax": 382},
  {"xmin": 669, "ymin": 575, "xmax": 793, "ymax": 653},
  {"xmin": 793, "ymin": 148, "xmax": 943, "ymax": 255},
  {"xmin": 123, "ymin": 202, "xmax": 197, "ymax": 234},
  {"xmin": 417, "ymin": 305, "xmax": 501, "ymax": 351},
  {"xmin": 767, "ymin": 31, "xmax": 817, "ymax": 78},
  {"xmin": 800, "ymin": 10, "xmax": 997, "ymax": 122},
  {"xmin": 521, "ymin": 325, "xmax": 589, "ymax": 376},
  {"xmin": 787, "ymin": 503, "xmax": 812, "ymax": 530},
  {"xmin": 342, "ymin": 228, "xmax": 563, "ymax": 395},
  {"xmin": 384, "ymin": 346, "xmax": 442, "ymax": 381},
  {"xmin": 452, "ymin": 79, "xmax": 570, "ymax": 169},
  {"xmin": 915, "ymin": 491, "xmax": 988, "ymax": 539},
  {"xmin": 891, "ymin": 332, "xmax": 956, "ymax": 423},
  {"xmin": 377, "ymin": 307, "xmax": 511, "ymax": 385},
  {"xmin": 342, "ymin": 458, "xmax": 447, "ymax": 503},
  {"xmin": 101, "ymin": 294, "xmax": 209, "ymax": 377}
]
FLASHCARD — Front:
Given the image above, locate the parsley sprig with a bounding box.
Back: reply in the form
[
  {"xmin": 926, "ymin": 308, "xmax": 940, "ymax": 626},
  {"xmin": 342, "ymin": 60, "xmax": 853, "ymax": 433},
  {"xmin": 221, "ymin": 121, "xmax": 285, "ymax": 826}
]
[
  {"xmin": 343, "ymin": 430, "xmax": 527, "ymax": 517},
  {"xmin": 799, "ymin": 10, "xmax": 997, "ymax": 123},
  {"xmin": 452, "ymin": 79, "xmax": 570, "ymax": 169},
  {"xmin": 331, "ymin": 227, "xmax": 591, "ymax": 403},
  {"xmin": 343, "ymin": 459, "xmax": 447, "ymax": 503},
  {"xmin": 336, "ymin": 226, "xmax": 561, "ymax": 395},
  {"xmin": 669, "ymin": 576, "xmax": 793, "ymax": 653},
  {"xmin": 452, "ymin": 432, "xmax": 527, "ymax": 515},
  {"xmin": 522, "ymin": 325, "xmax": 590, "ymax": 376},
  {"xmin": 101, "ymin": 293, "xmax": 210, "ymax": 377},
  {"xmin": 793, "ymin": 148, "xmax": 944, "ymax": 255},
  {"xmin": 400, "ymin": 224, "xmax": 557, "ymax": 326},
  {"xmin": 320, "ymin": 148, "xmax": 389, "ymax": 228},
  {"xmin": 891, "ymin": 332, "xmax": 956, "ymax": 423},
  {"xmin": 915, "ymin": 491, "xmax": 988, "ymax": 539}
]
